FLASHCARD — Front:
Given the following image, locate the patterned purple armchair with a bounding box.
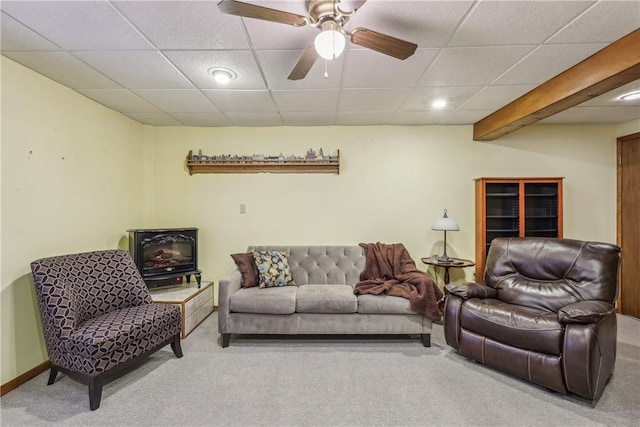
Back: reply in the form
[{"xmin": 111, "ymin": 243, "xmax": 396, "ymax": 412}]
[{"xmin": 31, "ymin": 250, "xmax": 182, "ymax": 410}]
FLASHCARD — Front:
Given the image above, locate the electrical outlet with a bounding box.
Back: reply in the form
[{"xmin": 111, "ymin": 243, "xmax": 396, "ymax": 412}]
[{"xmin": 239, "ymin": 204, "xmax": 246, "ymax": 214}]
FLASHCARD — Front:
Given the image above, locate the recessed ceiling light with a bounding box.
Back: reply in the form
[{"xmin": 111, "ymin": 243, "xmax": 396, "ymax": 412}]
[
  {"xmin": 618, "ymin": 90, "xmax": 640, "ymax": 101},
  {"xmin": 431, "ymin": 98, "xmax": 447, "ymax": 109},
  {"xmin": 207, "ymin": 67, "xmax": 237, "ymax": 84}
]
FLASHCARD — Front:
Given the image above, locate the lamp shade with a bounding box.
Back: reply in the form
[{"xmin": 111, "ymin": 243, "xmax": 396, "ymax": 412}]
[
  {"xmin": 431, "ymin": 209, "xmax": 459, "ymax": 231},
  {"xmin": 314, "ymin": 28, "xmax": 345, "ymax": 60}
]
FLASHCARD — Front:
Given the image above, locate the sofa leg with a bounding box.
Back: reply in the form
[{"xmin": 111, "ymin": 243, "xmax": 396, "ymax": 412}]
[
  {"xmin": 222, "ymin": 333, "xmax": 231, "ymax": 348},
  {"xmin": 88, "ymin": 377, "xmax": 104, "ymax": 411},
  {"xmin": 421, "ymin": 334, "xmax": 431, "ymax": 347},
  {"xmin": 47, "ymin": 367, "xmax": 58, "ymax": 385},
  {"xmin": 170, "ymin": 334, "xmax": 183, "ymax": 358}
]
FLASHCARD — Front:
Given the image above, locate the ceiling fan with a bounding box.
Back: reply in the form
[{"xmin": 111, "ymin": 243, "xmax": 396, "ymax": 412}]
[{"xmin": 217, "ymin": 0, "xmax": 418, "ymax": 80}]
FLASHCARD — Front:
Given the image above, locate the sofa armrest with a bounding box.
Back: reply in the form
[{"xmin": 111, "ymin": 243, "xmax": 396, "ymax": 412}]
[
  {"xmin": 218, "ymin": 270, "xmax": 242, "ymax": 333},
  {"xmin": 558, "ymin": 300, "xmax": 615, "ymax": 324},
  {"xmin": 445, "ymin": 281, "xmax": 497, "ymax": 300}
]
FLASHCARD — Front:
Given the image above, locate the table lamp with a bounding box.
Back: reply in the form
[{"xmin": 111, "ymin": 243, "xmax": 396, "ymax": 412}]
[{"xmin": 431, "ymin": 209, "xmax": 459, "ymax": 262}]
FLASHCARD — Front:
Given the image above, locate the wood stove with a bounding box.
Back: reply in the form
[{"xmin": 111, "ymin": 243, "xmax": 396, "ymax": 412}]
[{"xmin": 128, "ymin": 228, "xmax": 201, "ymax": 289}]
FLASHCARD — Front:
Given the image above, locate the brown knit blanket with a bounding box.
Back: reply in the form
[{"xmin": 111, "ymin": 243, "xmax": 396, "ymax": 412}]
[{"xmin": 354, "ymin": 242, "xmax": 443, "ymax": 321}]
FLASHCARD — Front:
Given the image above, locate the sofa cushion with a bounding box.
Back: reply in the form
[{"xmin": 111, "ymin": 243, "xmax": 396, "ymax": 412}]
[
  {"xmin": 231, "ymin": 253, "xmax": 259, "ymax": 288},
  {"xmin": 230, "ymin": 286, "xmax": 297, "ymax": 314},
  {"xmin": 253, "ymin": 251, "xmax": 296, "ymax": 288},
  {"xmin": 357, "ymin": 294, "xmax": 414, "ymax": 315},
  {"xmin": 296, "ymin": 285, "xmax": 357, "ymax": 314},
  {"xmin": 460, "ymin": 298, "xmax": 563, "ymax": 355}
]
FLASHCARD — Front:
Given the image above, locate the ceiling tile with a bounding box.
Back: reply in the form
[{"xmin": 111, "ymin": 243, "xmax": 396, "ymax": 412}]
[
  {"xmin": 256, "ymin": 49, "xmax": 344, "ymax": 90},
  {"xmin": 164, "ymin": 50, "xmax": 266, "ymax": 90},
  {"xmin": 244, "ymin": 18, "xmax": 317, "ymax": 50},
  {"xmin": 76, "ymin": 89, "xmax": 161, "ymax": 113},
  {"xmin": 170, "ymin": 113, "xmax": 233, "ymax": 127},
  {"xmin": 418, "ymin": 46, "xmax": 534, "ymax": 86},
  {"xmin": 113, "ymin": 1, "xmax": 249, "ymax": 50},
  {"xmin": 439, "ymin": 110, "xmax": 496, "ymax": 125},
  {"xmin": 400, "ymin": 86, "xmax": 484, "ymax": 111},
  {"xmin": 133, "ymin": 89, "xmax": 219, "ymax": 113},
  {"xmin": 336, "ymin": 111, "xmax": 398, "ymax": 125},
  {"xmin": 547, "ymin": 1, "xmax": 640, "ymax": 44},
  {"xmin": 341, "ymin": 48, "xmax": 438, "ymax": 88},
  {"xmin": 73, "ymin": 50, "xmax": 194, "ymax": 89},
  {"xmin": 281, "ymin": 112, "xmax": 337, "ymax": 126},
  {"xmin": 347, "ymin": 0, "xmax": 475, "ymax": 48},
  {"xmin": 538, "ymin": 106, "xmax": 640, "ymax": 124},
  {"xmin": 3, "ymin": 51, "xmax": 121, "ymax": 89},
  {"xmin": 1, "ymin": 12, "xmax": 60, "ymax": 51},
  {"xmin": 339, "ymin": 88, "xmax": 411, "ymax": 112},
  {"xmin": 203, "ymin": 90, "xmax": 278, "ymax": 113},
  {"xmin": 272, "ymin": 89, "xmax": 339, "ymax": 112},
  {"xmin": 581, "ymin": 81, "xmax": 640, "ymax": 107},
  {"xmin": 1, "ymin": 0, "xmax": 152, "ymax": 50},
  {"xmin": 388, "ymin": 110, "xmax": 450, "ymax": 125},
  {"xmin": 460, "ymin": 85, "xmax": 537, "ymax": 110},
  {"xmin": 123, "ymin": 112, "xmax": 182, "ymax": 126},
  {"xmin": 226, "ymin": 112, "xmax": 284, "ymax": 126},
  {"xmin": 493, "ymin": 43, "xmax": 607, "ymax": 85},
  {"xmin": 449, "ymin": 1, "xmax": 593, "ymax": 46}
]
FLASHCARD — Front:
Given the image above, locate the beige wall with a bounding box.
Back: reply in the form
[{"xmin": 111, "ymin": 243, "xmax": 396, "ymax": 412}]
[
  {"xmin": 0, "ymin": 54, "xmax": 621, "ymax": 386},
  {"xmin": 1, "ymin": 57, "xmax": 146, "ymax": 384},
  {"xmin": 617, "ymin": 119, "xmax": 640, "ymax": 137},
  {"xmin": 150, "ymin": 123, "xmax": 618, "ymax": 302}
]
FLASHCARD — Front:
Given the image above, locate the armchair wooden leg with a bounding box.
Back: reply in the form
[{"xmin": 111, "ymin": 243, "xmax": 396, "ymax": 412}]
[
  {"xmin": 421, "ymin": 334, "xmax": 431, "ymax": 347},
  {"xmin": 47, "ymin": 367, "xmax": 58, "ymax": 385},
  {"xmin": 222, "ymin": 333, "xmax": 231, "ymax": 348},
  {"xmin": 170, "ymin": 334, "xmax": 183, "ymax": 358},
  {"xmin": 88, "ymin": 377, "xmax": 104, "ymax": 411}
]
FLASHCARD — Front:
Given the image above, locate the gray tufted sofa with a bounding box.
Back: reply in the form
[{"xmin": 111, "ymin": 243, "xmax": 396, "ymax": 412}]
[{"xmin": 218, "ymin": 245, "xmax": 434, "ymax": 347}]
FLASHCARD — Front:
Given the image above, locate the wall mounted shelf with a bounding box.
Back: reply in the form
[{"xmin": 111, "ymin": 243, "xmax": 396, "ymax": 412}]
[{"xmin": 185, "ymin": 150, "xmax": 339, "ymax": 175}]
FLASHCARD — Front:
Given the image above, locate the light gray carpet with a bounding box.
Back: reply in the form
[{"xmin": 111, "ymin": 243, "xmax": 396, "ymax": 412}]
[{"xmin": 2, "ymin": 314, "xmax": 639, "ymax": 427}]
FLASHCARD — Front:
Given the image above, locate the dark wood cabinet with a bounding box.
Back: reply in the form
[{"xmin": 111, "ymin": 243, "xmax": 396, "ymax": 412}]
[{"xmin": 474, "ymin": 177, "xmax": 563, "ymax": 281}]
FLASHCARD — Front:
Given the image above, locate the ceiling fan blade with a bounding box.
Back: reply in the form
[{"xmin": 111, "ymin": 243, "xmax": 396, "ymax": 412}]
[
  {"xmin": 218, "ymin": 0, "xmax": 308, "ymax": 27},
  {"xmin": 288, "ymin": 46, "xmax": 319, "ymax": 80},
  {"xmin": 350, "ymin": 27, "xmax": 417, "ymax": 60}
]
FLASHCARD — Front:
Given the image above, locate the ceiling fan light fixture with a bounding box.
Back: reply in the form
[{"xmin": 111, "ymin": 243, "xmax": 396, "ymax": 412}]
[
  {"xmin": 314, "ymin": 28, "xmax": 346, "ymax": 60},
  {"xmin": 207, "ymin": 67, "xmax": 237, "ymax": 84}
]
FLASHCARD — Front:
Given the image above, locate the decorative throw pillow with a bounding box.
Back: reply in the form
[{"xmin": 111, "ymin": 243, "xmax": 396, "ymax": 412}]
[
  {"xmin": 231, "ymin": 253, "xmax": 259, "ymax": 288},
  {"xmin": 252, "ymin": 251, "xmax": 296, "ymax": 288}
]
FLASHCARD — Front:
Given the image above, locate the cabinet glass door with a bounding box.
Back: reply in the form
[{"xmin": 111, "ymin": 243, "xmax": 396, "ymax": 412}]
[
  {"xmin": 524, "ymin": 183, "xmax": 559, "ymax": 237},
  {"xmin": 485, "ymin": 183, "xmax": 520, "ymax": 254}
]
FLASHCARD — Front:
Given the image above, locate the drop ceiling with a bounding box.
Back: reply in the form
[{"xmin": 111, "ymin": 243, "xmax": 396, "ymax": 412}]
[{"xmin": 1, "ymin": 0, "xmax": 639, "ymax": 127}]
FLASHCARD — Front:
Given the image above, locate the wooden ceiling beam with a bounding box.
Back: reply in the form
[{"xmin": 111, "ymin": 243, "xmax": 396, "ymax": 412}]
[{"xmin": 473, "ymin": 29, "xmax": 640, "ymax": 141}]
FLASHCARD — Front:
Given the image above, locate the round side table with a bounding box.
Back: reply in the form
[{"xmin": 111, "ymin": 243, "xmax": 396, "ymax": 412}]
[{"xmin": 421, "ymin": 257, "xmax": 475, "ymax": 313}]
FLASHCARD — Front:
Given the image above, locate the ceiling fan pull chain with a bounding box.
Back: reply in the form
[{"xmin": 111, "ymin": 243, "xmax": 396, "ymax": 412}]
[{"xmin": 324, "ymin": 60, "xmax": 328, "ymax": 79}]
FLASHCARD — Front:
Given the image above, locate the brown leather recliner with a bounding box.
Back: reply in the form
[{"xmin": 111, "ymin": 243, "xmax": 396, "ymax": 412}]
[{"xmin": 444, "ymin": 237, "xmax": 621, "ymax": 403}]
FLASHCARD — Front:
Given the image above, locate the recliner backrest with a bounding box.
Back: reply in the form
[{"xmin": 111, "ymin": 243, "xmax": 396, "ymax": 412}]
[{"xmin": 484, "ymin": 237, "xmax": 620, "ymax": 312}]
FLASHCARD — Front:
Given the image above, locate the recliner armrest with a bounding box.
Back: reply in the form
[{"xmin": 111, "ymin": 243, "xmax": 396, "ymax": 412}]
[
  {"xmin": 558, "ymin": 300, "xmax": 615, "ymax": 324},
  {"xmin": 445, "ymin": 281, "xmax": 497, "ymax": 300}
]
